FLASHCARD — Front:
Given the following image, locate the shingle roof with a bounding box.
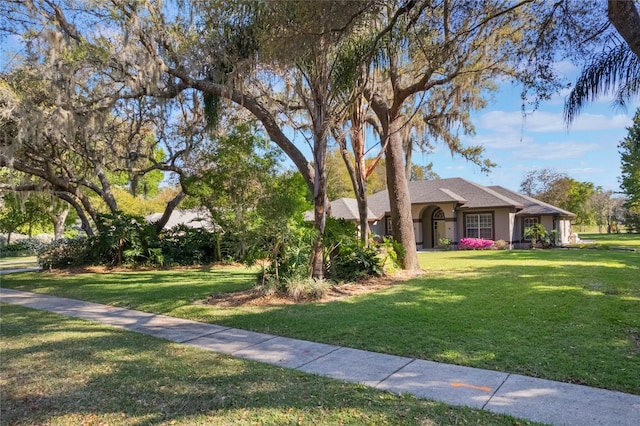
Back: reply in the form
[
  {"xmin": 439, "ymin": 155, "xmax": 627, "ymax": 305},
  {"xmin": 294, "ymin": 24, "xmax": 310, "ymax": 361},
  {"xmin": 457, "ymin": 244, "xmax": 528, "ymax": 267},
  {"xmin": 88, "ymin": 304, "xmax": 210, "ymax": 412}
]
[
  {"xmin": 145, "ymin": 208, "xmax": 214, "ymax": 230},
  {"xmin": 367, "ymin": 177, "xmax": 575, "ymax": 217},
  {"xmin": 488, "ymin": 186, "xmax": 576, "ymax": 217},
  {"xmin": 304, "ymin": 198, "xmax": 381, "ymax": 222},
  {"xmin": 368, "ymin": 177, "xmax": 519, "ymax": 215}
]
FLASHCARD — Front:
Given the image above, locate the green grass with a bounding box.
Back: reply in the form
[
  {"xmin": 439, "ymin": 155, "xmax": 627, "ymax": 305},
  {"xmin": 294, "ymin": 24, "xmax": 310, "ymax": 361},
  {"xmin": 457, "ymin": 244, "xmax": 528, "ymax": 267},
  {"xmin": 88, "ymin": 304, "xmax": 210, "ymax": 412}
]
[
  {"xmin": 577, "ymin": 232, "xmax": 640, "ymax": 249},
  {"xmin": 0, "ymin": 304, "xmax": 541, "ymax": 425},
  {"xmin": 0, "ymin": 256, "xmax": 38, "ymax": 270},
  {"xmin": 2, "ymin": 249, "xmax": 639, "ymax": 395}
]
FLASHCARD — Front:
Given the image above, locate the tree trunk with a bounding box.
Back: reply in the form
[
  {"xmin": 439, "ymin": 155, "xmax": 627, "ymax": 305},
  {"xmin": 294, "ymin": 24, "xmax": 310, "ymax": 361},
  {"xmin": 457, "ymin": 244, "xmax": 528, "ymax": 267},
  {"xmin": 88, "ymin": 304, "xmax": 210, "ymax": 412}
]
[
  {"xmin": 609, "ymin": 0, "xmax": 640, "ymax": 59},
  {"xmin": 335, "ymin": 122, "xmax": 370, "ymax": 245},
  {"xmin": 352, "ymin": 113, "xmax": 371, "ymax": 245},
  {"xmin": 386, "ymin": 119, "xmax": 419, "ymax": 270},
  {"xmin": 50, "ymin": 206, "xmax": 69, "ymax": 240},
  {"xmin": 56, "ymin": 193, "xmax": 94, "ymax": 237},
  {"xmin": 310, "ymin": 149, "xmax": 328, "ymax": 279},
  {"xmin": 154, "ymin": 191, "xmax": 186, "ymax": 234},
  {"xmin": 310, "ymin": 113, "xmax": 328, "ymax": 280}
]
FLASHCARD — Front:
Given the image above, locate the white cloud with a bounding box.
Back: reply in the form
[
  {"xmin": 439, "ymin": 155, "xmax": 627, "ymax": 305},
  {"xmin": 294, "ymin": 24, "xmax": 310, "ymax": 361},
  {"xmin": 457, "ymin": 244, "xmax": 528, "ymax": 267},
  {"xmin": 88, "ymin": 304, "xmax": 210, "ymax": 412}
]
[
  {"xmin": 553, "ymin": 60, "xmax": 578, "ymax": 76},
  {"xmin": 478, "ymin": 110, "xmax": 632, "ymax": 134},
  {"xmin": 511, "ymin": 141, "xmax": 600, "ymax": 161},
  {"xmin": 566, "ymin": 167, "xmax": 607, "ymax": 175},
  {"xmin": 463, "ymin": 132, "xmax": 535, "ymax": 149}
]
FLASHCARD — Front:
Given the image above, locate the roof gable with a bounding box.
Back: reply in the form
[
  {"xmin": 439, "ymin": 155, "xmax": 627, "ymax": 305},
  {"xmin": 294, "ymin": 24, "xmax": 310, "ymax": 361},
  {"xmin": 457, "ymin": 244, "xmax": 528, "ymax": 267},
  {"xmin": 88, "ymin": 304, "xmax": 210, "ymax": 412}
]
[
  {"xmin": 487, "ymin": 186, "xmax": 576, "ymax": 217},
  {"xmin": 368, "ymin": 177, "xmax": 524, "ymax": 216}
]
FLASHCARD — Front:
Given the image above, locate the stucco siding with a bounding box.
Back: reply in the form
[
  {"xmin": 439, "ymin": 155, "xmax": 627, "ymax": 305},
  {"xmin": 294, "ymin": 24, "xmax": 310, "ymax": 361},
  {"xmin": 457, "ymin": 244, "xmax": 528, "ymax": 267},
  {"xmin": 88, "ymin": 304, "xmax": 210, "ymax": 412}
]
[{"xmin": 493, "ymin": 208, "xmax": 512, "ymax": 242}]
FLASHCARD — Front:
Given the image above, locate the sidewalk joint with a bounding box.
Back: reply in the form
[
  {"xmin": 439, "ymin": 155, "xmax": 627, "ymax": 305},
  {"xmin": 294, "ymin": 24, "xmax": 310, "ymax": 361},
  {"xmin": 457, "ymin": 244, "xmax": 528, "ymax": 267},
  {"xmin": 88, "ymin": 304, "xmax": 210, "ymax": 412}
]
[{"xmin": 483, "ymin": 372, "xmax": 510, "ymax": 410}]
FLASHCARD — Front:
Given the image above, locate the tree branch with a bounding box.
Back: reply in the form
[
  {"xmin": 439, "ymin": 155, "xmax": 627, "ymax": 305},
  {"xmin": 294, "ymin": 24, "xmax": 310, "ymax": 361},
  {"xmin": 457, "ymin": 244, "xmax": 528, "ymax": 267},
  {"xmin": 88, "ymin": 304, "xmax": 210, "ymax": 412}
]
[{"xmin": 608, "ymin": 0, "xmax": 640, "ymax": 59}]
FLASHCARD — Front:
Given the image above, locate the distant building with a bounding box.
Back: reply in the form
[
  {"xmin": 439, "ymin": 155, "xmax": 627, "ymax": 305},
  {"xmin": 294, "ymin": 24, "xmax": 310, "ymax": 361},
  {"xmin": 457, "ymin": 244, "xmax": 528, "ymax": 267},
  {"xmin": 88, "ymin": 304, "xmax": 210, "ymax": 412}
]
[
  {"xmin": 304, "ymin": 198, "xmax": 382, "ymax": 225},
  {"xmin": 145, "ymin": 208, "xmax": 215, "ymax": 231}
]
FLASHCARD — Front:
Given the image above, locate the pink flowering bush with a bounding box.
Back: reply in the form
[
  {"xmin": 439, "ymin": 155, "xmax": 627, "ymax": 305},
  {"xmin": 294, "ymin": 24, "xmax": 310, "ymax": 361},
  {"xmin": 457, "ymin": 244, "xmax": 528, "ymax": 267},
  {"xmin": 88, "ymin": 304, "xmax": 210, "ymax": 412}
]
[{"xmin": 458, "ymin": 237, "xmax": 494, "ymax": 250}]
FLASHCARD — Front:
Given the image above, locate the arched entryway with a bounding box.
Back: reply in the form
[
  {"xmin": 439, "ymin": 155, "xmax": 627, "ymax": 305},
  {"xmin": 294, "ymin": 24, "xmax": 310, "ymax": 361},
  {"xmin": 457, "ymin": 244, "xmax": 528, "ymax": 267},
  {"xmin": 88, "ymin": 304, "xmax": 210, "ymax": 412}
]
[
  {"xmin": 432, "ymin": 208, "xmax": 445, "ymax": 247},
  {"xmin": 421, "ymin": 206, "xmax": 446, "ymax": 249}
]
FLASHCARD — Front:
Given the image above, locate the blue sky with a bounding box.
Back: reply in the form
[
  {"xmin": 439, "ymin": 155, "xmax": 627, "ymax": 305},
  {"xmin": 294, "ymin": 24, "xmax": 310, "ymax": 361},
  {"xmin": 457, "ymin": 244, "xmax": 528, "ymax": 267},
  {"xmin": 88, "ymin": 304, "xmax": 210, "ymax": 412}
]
[{"xmin": 419, "ymin": 61, "xmax": 639, "ymax": 193}]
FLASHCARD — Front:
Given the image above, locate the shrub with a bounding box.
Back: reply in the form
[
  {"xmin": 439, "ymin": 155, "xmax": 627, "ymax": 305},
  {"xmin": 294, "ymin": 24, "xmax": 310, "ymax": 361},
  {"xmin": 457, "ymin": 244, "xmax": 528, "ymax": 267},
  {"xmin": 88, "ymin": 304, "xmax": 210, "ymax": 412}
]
[
  {"xmin": 159, "ymin": 226, "xmax": 223, "ymax": 266},
  {"xmin": 329, "ymin": 242, "xmax": 384, "ymax": 281},
  {"xmin": 324, "ymin": 218, "xmax": 385, "ymax": 281},
  {"xmin": 1, "ymin": 238, "xmax": 47, "ymax": 256},
  {"xmin": 524, "ymin": 224, "xmax": 559, "ymax": 248},
  {"xmin": 493, "ymin": 239, "xmax": 508, "ymax": 250},
  {"xmin": 92, "ymin": 212, "xmax": 160, "ymax": 266},
  {"xmin": 256, "ymin": 224, "xmax": 315, "ymax": 289},
  {"xmin": 257, "ymin": 218, "xmax": 397, "ymax": 294},
  {"xmin": 282, "ymin": 277, "xmax": 332, "ymax": 301},
  {"xmin": 436, "ymin": 237, "xmax": 453, "ymax": 250},
  {"xmin": 37, "ymin": 237, "xmax": 94, "ymax": 269},
  {"xmin": 458, "ymin": 237, "xmax": 494, "ymax": 250}
]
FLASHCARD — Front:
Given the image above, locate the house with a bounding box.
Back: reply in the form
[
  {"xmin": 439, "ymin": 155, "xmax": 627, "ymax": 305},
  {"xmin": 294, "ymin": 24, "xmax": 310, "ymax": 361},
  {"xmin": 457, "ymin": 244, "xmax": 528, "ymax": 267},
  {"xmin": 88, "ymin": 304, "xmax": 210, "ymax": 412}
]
[
  {"xmin": 304, "ymin": 198, "xmax": 382, "ymax": 224},
  {"xmin": 366, "ymin": 177, "xmax": 575, "ymax": 249}
]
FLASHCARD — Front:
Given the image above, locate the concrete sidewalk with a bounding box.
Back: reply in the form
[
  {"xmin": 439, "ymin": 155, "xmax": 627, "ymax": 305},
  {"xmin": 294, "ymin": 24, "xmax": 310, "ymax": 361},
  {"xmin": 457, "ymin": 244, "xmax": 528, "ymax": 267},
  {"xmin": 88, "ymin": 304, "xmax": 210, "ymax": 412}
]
[{"xmin": 1, "ymin": 287, "xmax": 638, "ymax": 426}]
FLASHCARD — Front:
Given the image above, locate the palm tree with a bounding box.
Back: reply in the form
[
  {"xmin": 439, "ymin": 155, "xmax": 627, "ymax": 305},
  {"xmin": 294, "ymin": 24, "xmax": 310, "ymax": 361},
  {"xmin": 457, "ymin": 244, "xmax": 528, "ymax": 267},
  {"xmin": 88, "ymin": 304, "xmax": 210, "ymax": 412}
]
[
  {"xmin": 565, "ymin": 0, "xmax": 640, "ymax": 124},
  {"xmin": 564, "ymin": 42, "xmax": 640, "ymax": 124}
]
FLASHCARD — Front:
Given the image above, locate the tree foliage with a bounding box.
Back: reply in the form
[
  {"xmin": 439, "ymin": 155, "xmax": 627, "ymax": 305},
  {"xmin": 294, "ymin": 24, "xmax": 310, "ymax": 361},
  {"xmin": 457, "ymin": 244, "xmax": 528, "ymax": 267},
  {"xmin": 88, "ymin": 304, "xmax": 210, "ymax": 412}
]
[
  {"xmin": 520, "ymin": 168, "xmax": 596, "ymax": 227},
  {"xmin": 565, "ymin": 1, "xmax": 640, "ymax": 123},
  {"xmin": 0, "ymin": 0, "xmax": 617, "ymax": 273},
  {"xmin": 619, "ymin": 109, "xmax": 640, "ymax": 229},
  {"xmin": 565, "ymin": 42, "xmax": 640, "ymax": 123}
]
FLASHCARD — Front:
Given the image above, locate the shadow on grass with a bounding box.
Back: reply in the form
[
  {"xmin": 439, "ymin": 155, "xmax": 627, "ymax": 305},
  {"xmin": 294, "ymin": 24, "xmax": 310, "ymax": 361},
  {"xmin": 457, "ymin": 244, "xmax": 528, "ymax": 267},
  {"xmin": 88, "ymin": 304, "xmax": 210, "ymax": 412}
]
[
  {"xmin": 1, "ymin": 251, "xmax": 638, "ymax": 395},
  {"xmin": 188, "ymin": 251, "xmax": 639, "ymax": 394},
  {"xmin": 1, "ymin": 305, "xmax": 522, "ymax": 426},
  {"xmin": 1, "ymin": 267, "xmax": 257, "ymax": 312}
]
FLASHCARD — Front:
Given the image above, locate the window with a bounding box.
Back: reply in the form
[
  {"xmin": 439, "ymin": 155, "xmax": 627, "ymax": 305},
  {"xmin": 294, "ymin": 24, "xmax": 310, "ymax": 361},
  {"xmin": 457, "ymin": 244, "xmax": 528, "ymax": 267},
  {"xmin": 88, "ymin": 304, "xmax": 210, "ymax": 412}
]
[
  {"xmin": 523, "ymin": 217, "xmax": 539, "ymax": 240},
  {"xmin": 465, "ymin": 213, "xmax": 493, "ymax": 239}
]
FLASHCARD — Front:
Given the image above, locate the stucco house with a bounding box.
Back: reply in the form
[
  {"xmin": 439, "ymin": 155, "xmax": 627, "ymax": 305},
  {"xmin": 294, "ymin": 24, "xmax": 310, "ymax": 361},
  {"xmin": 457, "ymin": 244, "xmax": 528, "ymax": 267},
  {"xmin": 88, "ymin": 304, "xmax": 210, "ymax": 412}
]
[{"xmin": 366, "ymin": 177, "xmax": 575, "ymax": 249}]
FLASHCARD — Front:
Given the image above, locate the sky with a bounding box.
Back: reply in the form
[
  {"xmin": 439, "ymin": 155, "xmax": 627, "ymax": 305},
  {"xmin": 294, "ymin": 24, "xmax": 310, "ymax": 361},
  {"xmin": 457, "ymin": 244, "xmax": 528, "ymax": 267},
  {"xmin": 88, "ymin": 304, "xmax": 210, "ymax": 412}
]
[{"xmin": 417, "ymin": 61, "xmax": 639, "ymax": 194}]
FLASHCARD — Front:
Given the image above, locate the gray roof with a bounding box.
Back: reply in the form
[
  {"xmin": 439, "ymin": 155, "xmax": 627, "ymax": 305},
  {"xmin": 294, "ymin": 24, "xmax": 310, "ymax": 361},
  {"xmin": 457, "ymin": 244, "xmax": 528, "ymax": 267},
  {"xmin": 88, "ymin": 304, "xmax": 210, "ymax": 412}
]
[
  {"xmin": 145, "ymin": 208, "xmax": 215, "ymax": 230},
  {"xmin": 368, "ymin": 177, "xmax": 575, "ymax": 217},
  {"xmin": 304, "ymin": 198, "xmax": 381, "ymax": 222},
  {"xmin": 488, "ymin": 186, "xmax": 576, "ymax": 217}
]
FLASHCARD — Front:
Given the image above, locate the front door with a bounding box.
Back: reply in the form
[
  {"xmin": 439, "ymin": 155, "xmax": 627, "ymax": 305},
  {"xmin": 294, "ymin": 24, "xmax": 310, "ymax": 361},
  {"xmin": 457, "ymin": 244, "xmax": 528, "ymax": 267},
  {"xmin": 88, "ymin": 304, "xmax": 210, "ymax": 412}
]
[{"xmin": 432, "ymin": 208, "xmax": 445, "ymax": 247}]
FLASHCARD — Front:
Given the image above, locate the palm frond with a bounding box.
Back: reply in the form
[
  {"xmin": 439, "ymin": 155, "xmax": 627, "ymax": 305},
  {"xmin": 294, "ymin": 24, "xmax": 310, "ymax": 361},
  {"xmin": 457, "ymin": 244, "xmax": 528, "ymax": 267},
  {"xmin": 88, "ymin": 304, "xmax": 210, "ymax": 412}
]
[{"xmin": 565, "ymin": 43, "xmax": 640, "ymax": 123}]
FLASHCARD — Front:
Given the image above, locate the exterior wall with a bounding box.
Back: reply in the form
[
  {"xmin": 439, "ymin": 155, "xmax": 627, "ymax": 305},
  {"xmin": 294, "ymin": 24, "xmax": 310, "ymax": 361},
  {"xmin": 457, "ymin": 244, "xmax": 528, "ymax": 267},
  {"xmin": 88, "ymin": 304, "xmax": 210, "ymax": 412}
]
[
  {"xmin": 493, "ymin": 208, "xmax": 513, "ymax": 243},
  {"xmin": 540, "ymin": 216, "xmax": 554, "ymax": 234},
  {"xmin": 455, "ymin": 207, "xmax": 512, "ymax": 244},
  {"xmin": 558, "ymin": 218, "xmax": 572, "ymax": 244},
  {"xmin": 412, "ymin": 204, "xmax": 426, "ymax": 249}
]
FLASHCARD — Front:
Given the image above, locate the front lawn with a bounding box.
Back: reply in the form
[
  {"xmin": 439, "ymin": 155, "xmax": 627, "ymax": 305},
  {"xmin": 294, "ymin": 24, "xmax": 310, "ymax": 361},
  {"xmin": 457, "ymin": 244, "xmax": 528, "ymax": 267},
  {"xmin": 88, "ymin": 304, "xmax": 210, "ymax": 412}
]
[
  {"xmin": 1, "ymin": 304, "xmax": 535, "ymax": 425},
  {"xmin": 577, "ymin": 232, "xmax": 640, "ymax": 249},
  {"xmin": 2, "ymin": 249, "xmax": 638, "ymax": 395}
]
